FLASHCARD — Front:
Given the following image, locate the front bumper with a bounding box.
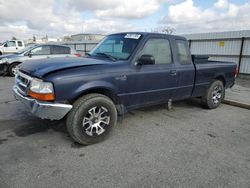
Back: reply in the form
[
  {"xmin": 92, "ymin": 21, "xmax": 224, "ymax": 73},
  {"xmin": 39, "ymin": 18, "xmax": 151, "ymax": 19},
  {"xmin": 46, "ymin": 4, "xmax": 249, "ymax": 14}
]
[{"xmin": 13, "ymin": 85, "xmax": 72, "ymax": 120}]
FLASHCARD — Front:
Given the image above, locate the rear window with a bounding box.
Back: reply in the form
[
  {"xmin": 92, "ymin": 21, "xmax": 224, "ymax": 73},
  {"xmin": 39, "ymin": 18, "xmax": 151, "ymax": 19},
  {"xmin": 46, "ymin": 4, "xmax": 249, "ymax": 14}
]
[
  {"xmin": 51, "ymin": 46, "xmax": 70, "ymax": 54},
  {"xmin": 176, "ymin": 40, "xmax": 190, "ymax": 64},
  {"xmin": 18, "ymin": 41, "xmax": 23, "ymax": 47}
]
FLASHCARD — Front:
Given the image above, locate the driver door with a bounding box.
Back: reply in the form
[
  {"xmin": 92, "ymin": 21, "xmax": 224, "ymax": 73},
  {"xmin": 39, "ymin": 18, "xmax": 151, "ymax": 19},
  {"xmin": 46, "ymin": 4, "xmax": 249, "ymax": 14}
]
[{"xmin": 123, "ymin": 37, "xmax": 178, "ymax": 108}]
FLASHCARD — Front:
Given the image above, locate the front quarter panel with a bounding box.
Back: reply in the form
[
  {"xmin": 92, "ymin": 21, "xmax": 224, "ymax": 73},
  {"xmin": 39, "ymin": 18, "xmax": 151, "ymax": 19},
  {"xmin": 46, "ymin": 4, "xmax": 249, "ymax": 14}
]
[{"xmin": 44, "ymin": 63, "xmax": 129, "ymax": 103}]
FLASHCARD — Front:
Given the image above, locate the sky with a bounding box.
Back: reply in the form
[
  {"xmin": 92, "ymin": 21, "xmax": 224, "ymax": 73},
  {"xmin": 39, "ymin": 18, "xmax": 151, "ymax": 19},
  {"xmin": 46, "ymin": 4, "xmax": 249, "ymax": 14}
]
[{"xmin": 0, "ymin": 0, "xmax": 250, "ymax": 41}]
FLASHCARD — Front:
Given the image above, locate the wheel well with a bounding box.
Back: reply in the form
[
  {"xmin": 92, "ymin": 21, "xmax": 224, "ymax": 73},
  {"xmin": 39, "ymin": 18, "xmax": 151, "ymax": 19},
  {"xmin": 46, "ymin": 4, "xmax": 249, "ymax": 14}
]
[
  {"xmin": 215, "ymin": 76, "xmax": 226, "ymax": 86},
  {"xmin": 10, "ymin": 62, "xmax": 22, "ymax": 66},
  {"xmin": 8, "ymin": 62, "xmax": 21, "ymax": 68},
  {"xmin": 73, "ymin": 88, "xmax": 120, "ymax": 105}
]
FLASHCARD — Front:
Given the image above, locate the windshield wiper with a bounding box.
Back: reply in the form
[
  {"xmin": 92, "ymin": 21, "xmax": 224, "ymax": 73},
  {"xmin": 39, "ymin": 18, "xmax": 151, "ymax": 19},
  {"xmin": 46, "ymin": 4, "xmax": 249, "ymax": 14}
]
[{"xmin": 96, "ymin": 52, "xmax": 117, "ymax": 61}]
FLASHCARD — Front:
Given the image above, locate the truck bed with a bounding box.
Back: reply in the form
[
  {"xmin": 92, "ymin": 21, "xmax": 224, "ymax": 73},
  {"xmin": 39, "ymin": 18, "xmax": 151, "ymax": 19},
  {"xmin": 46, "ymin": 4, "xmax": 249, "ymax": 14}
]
[{"xmin": 192, "ymin": 56, "xmax": 237, "ymax": 97}]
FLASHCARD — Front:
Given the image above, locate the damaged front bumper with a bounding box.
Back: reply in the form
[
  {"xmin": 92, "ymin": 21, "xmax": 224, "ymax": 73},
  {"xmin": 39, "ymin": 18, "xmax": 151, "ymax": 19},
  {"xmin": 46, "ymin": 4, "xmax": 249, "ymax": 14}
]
[{"xmin": 13, "ymin": 85, "xmax": 72, "ymax": 120}]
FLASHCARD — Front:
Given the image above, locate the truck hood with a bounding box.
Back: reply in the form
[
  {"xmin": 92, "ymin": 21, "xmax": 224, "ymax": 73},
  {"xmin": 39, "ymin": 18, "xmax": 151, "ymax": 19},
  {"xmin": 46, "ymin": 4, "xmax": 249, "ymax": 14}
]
[{"xmin": 19, "ymin": 57, "xmax": 111, "ymax": 78}]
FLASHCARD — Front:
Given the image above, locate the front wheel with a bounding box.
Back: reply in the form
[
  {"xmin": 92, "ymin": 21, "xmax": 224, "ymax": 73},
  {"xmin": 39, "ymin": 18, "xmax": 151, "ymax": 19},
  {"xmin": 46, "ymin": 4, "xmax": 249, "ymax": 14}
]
[
  {"xmin": 202, "ymin": 80, "xmax": 225, "ymax": 109},
  {"xmin": 8, "ymin": 63, "xmax": 19, "ymax": 77},
  {"xmin": 66, "ymin": 93, "xmax": 117, "ymax": 145}
]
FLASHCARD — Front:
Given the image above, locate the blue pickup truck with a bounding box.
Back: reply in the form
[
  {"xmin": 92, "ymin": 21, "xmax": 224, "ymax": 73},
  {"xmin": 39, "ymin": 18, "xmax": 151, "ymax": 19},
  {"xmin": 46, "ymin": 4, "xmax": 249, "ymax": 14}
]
[{"xmin": 13, "ymin": 32, "xmax": 237, "ymax": 145}]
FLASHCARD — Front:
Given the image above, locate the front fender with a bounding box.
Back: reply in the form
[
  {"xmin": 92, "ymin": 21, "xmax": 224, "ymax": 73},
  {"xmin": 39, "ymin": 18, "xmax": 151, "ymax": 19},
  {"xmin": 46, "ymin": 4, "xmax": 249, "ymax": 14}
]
[{"xmin": 71, "ymin": 80, "xmax": 118, "ymax": 100}]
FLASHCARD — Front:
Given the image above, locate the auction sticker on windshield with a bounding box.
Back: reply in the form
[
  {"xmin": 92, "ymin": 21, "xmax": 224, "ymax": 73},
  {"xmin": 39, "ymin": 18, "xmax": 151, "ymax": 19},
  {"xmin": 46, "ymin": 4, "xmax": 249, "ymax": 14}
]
[{"xmin": 124, "ymin": 34, "xmax": 141, "ymax": 39}]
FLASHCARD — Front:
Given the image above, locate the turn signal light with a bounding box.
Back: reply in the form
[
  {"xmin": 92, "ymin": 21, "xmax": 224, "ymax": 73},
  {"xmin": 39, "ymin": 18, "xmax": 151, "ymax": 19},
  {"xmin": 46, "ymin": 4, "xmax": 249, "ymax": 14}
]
[{"xmin": 28, "ymin": 90, "xmax": 55, "ymax": 101}]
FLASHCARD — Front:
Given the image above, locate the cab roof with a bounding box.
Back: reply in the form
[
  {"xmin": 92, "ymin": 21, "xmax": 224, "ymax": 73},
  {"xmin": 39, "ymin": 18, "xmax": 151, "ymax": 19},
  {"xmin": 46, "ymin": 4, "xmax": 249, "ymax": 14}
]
[{"xmin": 109, "ymin": 32, "xmax": 187, "ymax": 41}]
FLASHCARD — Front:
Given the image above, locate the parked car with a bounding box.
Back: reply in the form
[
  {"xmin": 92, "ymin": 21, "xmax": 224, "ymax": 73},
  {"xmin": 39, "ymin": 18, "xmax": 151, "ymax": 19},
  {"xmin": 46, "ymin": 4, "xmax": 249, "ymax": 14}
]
[
  {"xmin": 0, "ymin": 40, "xmax": 25, "ymax": 55},
  {"xmin": 0, "ymin": 44, "xmax": 81, "ymax": 76},
  {"xmin": 13, "ymin": 32, "xmax": 237, "ymax": 145}
]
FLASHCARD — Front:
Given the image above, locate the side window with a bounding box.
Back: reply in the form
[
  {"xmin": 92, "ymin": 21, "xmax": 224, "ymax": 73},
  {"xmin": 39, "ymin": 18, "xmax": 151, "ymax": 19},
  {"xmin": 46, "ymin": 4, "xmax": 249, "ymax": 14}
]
[
  {"xmin": 18, "ymin": 41, "xmax": 23, "ymax": 47},
  {"xmin": 5, "ymin": 41, "xmax": 16, "ymax": 47},
  {"xmin": 51, "ymin": 46, "xmax": 70, "ymax": 54},
  {"xmin": 140, "ymin": 38, "xmax": 172, "ymax": 64},
  {"xmin": 176, "ymin": 40, "xmax": 190, "ymax": 64},
  {"xmin": 30, "ymin": 46, "xmax": 50, "ymax": 55}
]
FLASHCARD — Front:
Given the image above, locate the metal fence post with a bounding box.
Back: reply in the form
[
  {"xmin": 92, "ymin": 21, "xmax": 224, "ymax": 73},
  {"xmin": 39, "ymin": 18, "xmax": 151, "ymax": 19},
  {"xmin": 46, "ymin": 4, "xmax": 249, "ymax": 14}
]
[
  {"xmin": 188, "ymin": 40, "xmax": 192, "ymax": 49},
  {"xmin": 238, "ymin": 37, "xmax": 245, "ymax": 74}
]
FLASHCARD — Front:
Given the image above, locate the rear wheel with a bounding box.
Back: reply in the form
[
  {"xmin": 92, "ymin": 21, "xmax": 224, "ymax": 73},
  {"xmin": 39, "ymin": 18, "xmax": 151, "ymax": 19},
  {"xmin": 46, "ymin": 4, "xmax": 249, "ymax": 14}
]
[
  {"xmin": 8, "ymin": 63, "xmax": 19, "ymax": 77},
  {"xmin": 202, "ymin": 80, "xmax": 225, "ymax": 109},
  {"xmin": 66, "ymin": 93, "xmax": 117, "ymax": 145}
]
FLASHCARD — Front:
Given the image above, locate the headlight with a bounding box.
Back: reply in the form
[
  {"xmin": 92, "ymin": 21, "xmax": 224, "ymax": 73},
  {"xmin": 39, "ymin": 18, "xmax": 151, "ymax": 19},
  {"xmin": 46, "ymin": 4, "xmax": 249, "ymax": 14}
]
[
  {"xmin": 28, "ymin": 79, "xmax": 55, "ymax": 101},
  {"xmin": 0, "ymin": 58, "xmax": 8, "ymax": 64},
  {"xmin": 29, "ymin": 79, "xmax": 54, "ymax": 93}
]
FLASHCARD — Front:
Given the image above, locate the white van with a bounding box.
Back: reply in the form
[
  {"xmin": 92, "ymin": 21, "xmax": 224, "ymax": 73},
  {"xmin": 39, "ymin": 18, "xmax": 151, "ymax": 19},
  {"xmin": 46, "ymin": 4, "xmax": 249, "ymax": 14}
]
[{"xmin": 0, "ymin": 40, "xmax": 25, "ymax": 55}]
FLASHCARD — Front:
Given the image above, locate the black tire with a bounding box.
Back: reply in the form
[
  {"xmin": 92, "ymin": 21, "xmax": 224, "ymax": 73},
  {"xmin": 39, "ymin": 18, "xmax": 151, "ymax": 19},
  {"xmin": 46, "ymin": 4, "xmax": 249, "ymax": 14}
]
[
  {"xmin": 0, "ymin": 52, "xmax": 2, "ymax": 56},
  {"xmin": 66, "ymin": 93, "xmax": 117, "ymax": 145},
  {"xmin": 8, "ymin": 63, "xmax": 19, "ymax": 77},
  {"xmin": 202, "ymin": 80, "xmax": 225, "ymax": 109}
]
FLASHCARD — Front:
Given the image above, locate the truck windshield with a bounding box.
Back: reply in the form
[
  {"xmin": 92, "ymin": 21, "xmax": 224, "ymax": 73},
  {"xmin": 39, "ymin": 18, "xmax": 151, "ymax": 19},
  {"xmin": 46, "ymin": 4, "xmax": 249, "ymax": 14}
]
[
  {"xmin": 89, "ymin": 34, "xmax": 142, "ymax": 61},
  {"xmin": 1, "ymin": 41, "xmax": 6, "ymax": 46}
]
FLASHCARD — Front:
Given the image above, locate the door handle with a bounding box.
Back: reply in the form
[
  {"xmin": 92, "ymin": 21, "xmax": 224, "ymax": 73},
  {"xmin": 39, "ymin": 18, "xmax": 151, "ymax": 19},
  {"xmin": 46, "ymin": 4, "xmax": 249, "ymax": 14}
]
[{"xmin": 170, "ymin": 70, "xmax": 177, "ymax": 76}]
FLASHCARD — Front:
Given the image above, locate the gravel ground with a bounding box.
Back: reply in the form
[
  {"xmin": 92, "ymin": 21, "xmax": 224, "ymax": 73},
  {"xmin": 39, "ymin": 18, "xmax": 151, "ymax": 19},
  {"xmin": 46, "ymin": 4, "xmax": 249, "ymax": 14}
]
[{"xmin": 0, "ymin": 77, "xmax": 250, "ymax": 188}]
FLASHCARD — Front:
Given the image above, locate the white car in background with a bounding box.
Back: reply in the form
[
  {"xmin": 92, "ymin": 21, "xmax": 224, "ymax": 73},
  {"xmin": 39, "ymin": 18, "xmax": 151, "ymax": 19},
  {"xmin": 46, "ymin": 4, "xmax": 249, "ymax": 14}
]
[{"xmin": 0, "ymin": 40, "xmax": 25, "ymax": 55}]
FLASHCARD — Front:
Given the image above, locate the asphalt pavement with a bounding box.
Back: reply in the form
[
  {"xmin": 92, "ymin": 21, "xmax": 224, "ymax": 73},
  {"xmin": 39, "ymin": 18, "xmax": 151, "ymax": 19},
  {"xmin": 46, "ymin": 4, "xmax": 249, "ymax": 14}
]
[{"xmin": 0, "ymin": 77, "xmax": 250, "ymax": 188}]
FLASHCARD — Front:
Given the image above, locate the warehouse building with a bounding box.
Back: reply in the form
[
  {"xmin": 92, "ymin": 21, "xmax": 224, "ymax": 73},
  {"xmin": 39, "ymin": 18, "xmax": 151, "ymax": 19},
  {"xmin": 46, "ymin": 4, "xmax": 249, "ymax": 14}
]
[
  {"xmin": 60, "ymin": 34, "xmax": 105, "ymax": 56},
  {"xmin": 183, "ymin": 30, "xmax": 250, "ymax": 76},
  {"xmin": 71, "ymin": 33, "xmax": 105, "ymax": 42}
]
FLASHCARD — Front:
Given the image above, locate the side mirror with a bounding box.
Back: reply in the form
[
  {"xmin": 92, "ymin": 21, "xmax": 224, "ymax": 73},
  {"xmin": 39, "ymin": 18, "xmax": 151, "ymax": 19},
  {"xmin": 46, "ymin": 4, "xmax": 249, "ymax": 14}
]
[
  {"xmin": 26, "ymin": 51, "xmax": 33, "ymax": 57},
  {"xmin": 136, "ymin": 54, "xmax": 155, "ymax": 65}
]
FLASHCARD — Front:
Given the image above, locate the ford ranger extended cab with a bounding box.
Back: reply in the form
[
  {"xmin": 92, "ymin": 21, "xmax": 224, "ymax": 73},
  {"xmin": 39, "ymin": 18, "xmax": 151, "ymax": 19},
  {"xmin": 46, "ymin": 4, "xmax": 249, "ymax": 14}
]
[{"xmin": 13, "ymin": 32, "xmax": 237, "ymax": 145}]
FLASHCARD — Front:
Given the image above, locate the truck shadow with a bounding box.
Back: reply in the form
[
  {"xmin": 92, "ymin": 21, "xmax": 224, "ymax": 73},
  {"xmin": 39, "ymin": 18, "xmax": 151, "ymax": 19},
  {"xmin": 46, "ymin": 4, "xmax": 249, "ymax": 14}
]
[
  {"xmin": 13, "ymin": 118, "xmax": 67, "ymax": 137},
  {"xmin": 0, "ymin": 72, "xmax": 9, "ymax": 77},
  {"xmin": 137, "ymin": 98, "xmax": 203, "ymax": 112},
  {"xmin": 11, "ymin": 99, "xmax": 203, "ymax": 138}
]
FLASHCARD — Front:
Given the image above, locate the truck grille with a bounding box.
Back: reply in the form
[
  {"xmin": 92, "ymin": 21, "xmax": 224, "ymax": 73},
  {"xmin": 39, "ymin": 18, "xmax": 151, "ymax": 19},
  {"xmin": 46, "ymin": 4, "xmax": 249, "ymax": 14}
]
[{"xmin": 15, "ymin": 71, "xmax": 32, "ymax": 96}]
